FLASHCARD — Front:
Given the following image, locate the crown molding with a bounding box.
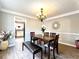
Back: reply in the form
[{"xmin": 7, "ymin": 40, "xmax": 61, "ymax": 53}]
[
  {"xmin": 45, "ymin": 10, "xmax": 79, "ymax": 21},
  {"xmin": 0, "ymin": 8, "xmax": 79, "ymax": 21},
  {"xmin": 0, "ymin": 8, "xmax": 37, "ymax": 20}
]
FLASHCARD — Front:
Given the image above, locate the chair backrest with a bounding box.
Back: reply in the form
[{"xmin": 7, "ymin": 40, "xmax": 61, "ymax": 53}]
[
  {"xmin": 54, "ymin": 34, "xmax": 59, "ymax": 48},
  {"xmin": 30, "ymin": 32, "xmax": 35, "ymax": 37},
  {"xmin": 50, "ymin": 33, "xmax": 56, "ymax": 38},
  {"xmin": 30, "ymin": 32, "xmax": 38, "ymax": 44},
  {"xmin": 49, "ymin": 34, "xmax": 59, "ymax": 49},
  {"xmin": 44, "ymin": 32, "xmax": 49, "ymax": 36},
  {"xmin": 30, "ymin": 32, "xmax": 35, "ymax": 42}
]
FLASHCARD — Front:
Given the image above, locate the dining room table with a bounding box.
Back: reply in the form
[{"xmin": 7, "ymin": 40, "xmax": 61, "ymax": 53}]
[{"xmin": 35, "ymin": 34, "xmax": 55, "ymax": 59}]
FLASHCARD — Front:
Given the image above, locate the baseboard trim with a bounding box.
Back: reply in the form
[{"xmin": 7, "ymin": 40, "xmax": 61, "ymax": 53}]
[{"xmin": 59, "ymin": 42, "xmax": 76, "ymax": 47}]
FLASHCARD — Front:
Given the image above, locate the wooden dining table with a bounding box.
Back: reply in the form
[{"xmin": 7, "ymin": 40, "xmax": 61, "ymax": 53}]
[{"xmin": 35, "ymin": 34, "xmax": 55, "ymax": 59}]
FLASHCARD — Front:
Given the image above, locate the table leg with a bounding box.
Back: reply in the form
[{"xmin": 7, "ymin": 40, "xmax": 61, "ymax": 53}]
[{"xmin": 48, "ymin": 43, "xmax": 50, "ymax": 59}]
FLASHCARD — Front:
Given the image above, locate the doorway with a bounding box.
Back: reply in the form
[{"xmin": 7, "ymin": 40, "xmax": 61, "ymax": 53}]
[
  {"xmin": 15, "ymin": 21, "xmax": 25, "ymax": 47},
  {"xmin": 15, "ymin": 21, "xmax": 25, "ymax": 38},
  {"xmin": 14, "ymin": 16, "xmax": 25, "ymax": 50},
  {"xmin": 14, "ymin": 16, "xmax": 25, "ymax": 43}
]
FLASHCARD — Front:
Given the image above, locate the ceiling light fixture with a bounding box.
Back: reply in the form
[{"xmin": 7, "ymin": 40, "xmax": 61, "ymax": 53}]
[{"xmin": 37, "ymin": 8, "xmax": 47, "ymax": 22}]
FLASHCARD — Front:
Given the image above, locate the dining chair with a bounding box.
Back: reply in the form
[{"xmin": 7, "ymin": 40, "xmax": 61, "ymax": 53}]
[
  {"xmin": 53, "ymin": 34, "xmax": 59, "ymax": 54},
  {"xmin": 38, "ymin": 32, "xmax": 49, "ymax": 45},
  {"xmin": 50, "ymin": 33, "xmax": 56, "ymax": 38},
  {"xmin": 44, "ymin": 32, "xmax": 49, "ymax": 36},
  {"xmin": 30, "ymin": 32, "xmax": 38, "ymax": 44},
  {"xmin": 44, "ymin": 34, "xmax": 59, "ymax": 59},
  {"xmin": 36, "ymin": 32, "xmax": 49, "ymax": 45},
  {"xmin": 30, "ymin": 32, "xmax": 35, "ymax": 39}
]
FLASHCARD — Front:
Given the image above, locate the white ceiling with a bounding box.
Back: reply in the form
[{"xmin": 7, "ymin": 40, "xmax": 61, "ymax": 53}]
[{"xmin": 0, "ymin": 0, "xmax": 79, "ymax": 19}]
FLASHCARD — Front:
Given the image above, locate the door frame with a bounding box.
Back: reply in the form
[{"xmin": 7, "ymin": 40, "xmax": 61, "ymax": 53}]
[{"xmin": 15, "ymin": 21, "xmax": 25, "ymax": 40}]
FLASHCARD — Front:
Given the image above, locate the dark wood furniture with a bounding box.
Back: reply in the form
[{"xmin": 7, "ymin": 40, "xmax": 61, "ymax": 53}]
[
  {"xmin": 30, "ymin": 32, "xmax": 38, "ymax": 44},
  {"xmin": 75, "ymin": 40, "xmax": 79, "ymax": 48},
  {"xmin": 30, "ymin": 32, "xmax": 35, "ymax": 41},
  {"xmin": 44, "ymin": 32, "xmax": 49, "ymax": 36},
  {"xmin": 50, "ymin": 33, "xmax": 56, "ymax": 37},
  {"xmin": 22, "ymin": 33, "xmax": 43, "ymax": 59},
  {"xmin": 45, "ymin": 35, "xmax": 59, "ymax": 59},
  {"xmin": 22, "ymin": 41, "xmax": 42, "ymax": 59},
  {"xmin": 35, "ymin": 34, "xmax": 56, "ymax": 59},
  {"xmin": 36, "ymin": 32, "xmax": 49, "ymax": 45},
  {"xmin": 54, "ymin": 34, "xmax": 59, "ymax": 54}
]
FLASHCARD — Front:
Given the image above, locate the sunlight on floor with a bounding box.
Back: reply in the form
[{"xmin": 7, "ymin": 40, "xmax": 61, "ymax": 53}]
[{"xmin": 15, "ymin": 38, "xmax": 24, "ymax": 43}]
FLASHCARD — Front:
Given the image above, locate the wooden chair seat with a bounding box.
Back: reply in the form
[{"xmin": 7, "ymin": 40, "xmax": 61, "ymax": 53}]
[{"xmin": 23, "ymin": 41, "xmax": 42, "ymax": 53}]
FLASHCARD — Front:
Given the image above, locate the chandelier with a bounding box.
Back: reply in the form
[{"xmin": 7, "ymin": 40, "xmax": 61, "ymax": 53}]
[{"xmin": 37, "ymin": 8, "xmax": 47, "ymax": 22}]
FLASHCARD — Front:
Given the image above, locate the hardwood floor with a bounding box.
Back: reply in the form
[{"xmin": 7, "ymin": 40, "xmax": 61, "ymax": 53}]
[
  {"xmin": 0, "ymin": 38, "xmax": 79, "ymax": 59},
  {"xmin": 58, "ymin": 44, "xmax": 79, "ymax": 59}
]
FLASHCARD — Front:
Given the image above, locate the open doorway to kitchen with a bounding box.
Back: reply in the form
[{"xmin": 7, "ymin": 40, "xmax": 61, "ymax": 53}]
[{"xmin": 14, "ymin": 16, "xmax": 25, "ymax": 45}]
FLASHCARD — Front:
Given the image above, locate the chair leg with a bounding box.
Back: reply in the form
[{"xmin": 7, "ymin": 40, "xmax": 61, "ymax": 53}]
[
  {"xmin": 53, "ymin": 49, "xmax": 56, "ymax": 59},
  {"xmin": 22, "ymin": 43, "xmax": 24, "ymax": 51},
  {"xmin": 56, "ymin": 46, "xmax": 59, "ymax": 54},
  {"xmin": 48, "ymin": 45, "xmax": 50, "ymax": 59},
  {"xmin": 39, "ymin": 40, "xmax": 41, "ymax": 45},
  {"xmin": 44, "ymin": 47, "xmax": 46, "ymax": 54},
  {"xmin": 37, "ymin": 40, "xmax": 40, "ymax": 45},
  {"xmin": 33, "ymin": 53, "xmax": 35, "ymax": 59},
  {"xmin": 41, "ymin": 49, "xmax": 43, "ymax": 59}
]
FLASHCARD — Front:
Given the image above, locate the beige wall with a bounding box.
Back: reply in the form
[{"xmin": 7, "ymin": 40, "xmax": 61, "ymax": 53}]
[
  {"xmin": 0, "ymin": 11, "xmax": 2, "ymax": 31},
  {"xmin": 25, "ymin": 18, "xmax": 42, "ymax": 41},
  {"xmin": 1, "ymin": 12, "xmax": 15, "ymax": 32},
  {"xmin": 44, "ymin": 14, "xmax": 79, "ymax": 46},
  {"xmin": 0, "ymin": 12, "xmax": 42, "ymax": 42},
  {"xmin": 0, "ymin": 12, "xmax": 41, "ymax": 43},
  {"xmin": 0, "ymin": 12, "xmax": 15, "ymax": 47},
  {"xmin": 26, "ymin": 18, "xmax": 42, "ymax": 33},
  {"xmin": 71, "ymin": 20, "xmax": 79, "ymax": 33},
  {"xmin": 44, "ymin": 18, "xmax": 71, "ymax": 33},
  {"xmin": 14, "ymin": 16, "xmax": 42, "ymax": 41},
  {"xmin": 70, "ymin": 14, "xmax": 79, "ymax": 33}
]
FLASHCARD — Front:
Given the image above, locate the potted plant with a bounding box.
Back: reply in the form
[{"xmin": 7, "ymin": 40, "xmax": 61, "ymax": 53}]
[
  {"xmin": 41, "ymin": 25, "xmax": 46, "ymax": 36},
  {"xmin": 0, "ymin": 32, "xmax": 11, "ymax": 50}
]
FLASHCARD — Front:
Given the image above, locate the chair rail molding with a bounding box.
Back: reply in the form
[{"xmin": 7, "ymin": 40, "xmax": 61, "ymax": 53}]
[{"xmin": 50, "ymin": 32, "xmax": 79, "ymax": 47}]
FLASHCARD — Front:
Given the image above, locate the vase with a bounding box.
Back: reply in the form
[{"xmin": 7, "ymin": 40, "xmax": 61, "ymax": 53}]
[
  {"xmin": 42, "ymin": 32, "xmax": 44, "ymax": 36},
  {"xmin": 0, "ymin": 40, "xmax": 8, "ymax": 50}
]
